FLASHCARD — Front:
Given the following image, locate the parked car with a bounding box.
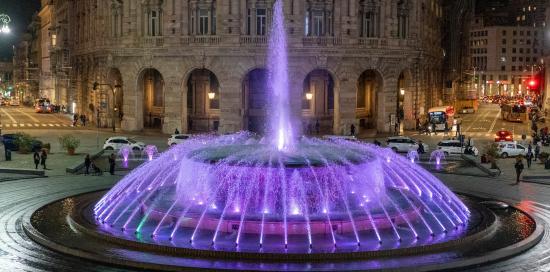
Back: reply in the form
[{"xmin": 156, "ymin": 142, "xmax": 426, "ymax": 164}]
[
  {"xmin": 386, "ymin": 136, "xmax": 429, "ymax": 153},
  {"xmin": 497, "ymin": 142, "xmax": 527, "ymax": 158},
  {"xmin": 1, "ymin": 134, "xmax": 43, "ymax": 152},
  {"xmin": 437, "ymin": 140, "xmax": 479, "ymax": 156},
  {"xmin": 495, "ymin": 130, "xmax": 513, "ymax": 142},
  {"xmin": 103, "ymin": 136, "xmax": 145, "ymax": 151},
  {"xmin": 10, "ymin": 100, "xmax": 20, "ymax": 106},
  {"xmin": 167, "ymin": 134, "xmax": 192, "ymax": 146}
]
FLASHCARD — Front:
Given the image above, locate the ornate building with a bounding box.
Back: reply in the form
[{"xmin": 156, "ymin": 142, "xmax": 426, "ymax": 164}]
[{"xmin": 49, "ymin": 0, "xmax": 445, "ymax": 135}]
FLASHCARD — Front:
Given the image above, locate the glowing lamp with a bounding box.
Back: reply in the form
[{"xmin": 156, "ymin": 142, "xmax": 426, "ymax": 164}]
[
  {"xmin": 208, "ymin": 92, "xmax": 216, "ymax": 100},
  {"xmin": 305, "ymin": 92, "xmax": 313, "ymax": 100}
]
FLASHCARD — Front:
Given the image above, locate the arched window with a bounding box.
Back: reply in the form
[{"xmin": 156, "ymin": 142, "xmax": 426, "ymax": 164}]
[
  {"xmin": 397, "ymin": 0, "xmax": 409, "ymax": 39},
  {"xmin": 143, "ymin": 0, "xmax": 163, "ymax": 37},
  {"xmin": 189, "ymin": 0, "xmax": 216, "ymax": 35},
  {"xmin": 111, "ymin": 0, "xmax": 123, "ymax": 37},
  {"xmin": 305, "ymin": 0, "xmax": 334, "ymax": 37},
  {"xmin": 361, "ymin": 0, "xmax": 380, "ymax": 38}
]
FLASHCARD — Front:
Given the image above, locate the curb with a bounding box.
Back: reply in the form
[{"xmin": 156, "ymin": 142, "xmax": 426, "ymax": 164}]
[
  {"xmin": 461, "ymin": 154, "xmax": 500, "ymax": 177},
  {"xmin": 0, "ymin": 168, "xmax": 45, "ymax": 176}
]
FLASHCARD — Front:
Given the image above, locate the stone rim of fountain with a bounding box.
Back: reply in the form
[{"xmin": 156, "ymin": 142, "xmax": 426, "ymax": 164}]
[{"xmin": 23, "ymin": 190, "xmax": 543, "ymax": 271}]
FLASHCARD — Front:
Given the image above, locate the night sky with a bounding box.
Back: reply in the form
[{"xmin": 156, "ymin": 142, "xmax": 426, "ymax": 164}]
[{"xmin": 0, "ymin": 0, "xmax": 41, "ymax": 61}]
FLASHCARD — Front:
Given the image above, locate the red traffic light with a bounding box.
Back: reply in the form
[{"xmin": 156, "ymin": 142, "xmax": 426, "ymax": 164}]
[{"xmin": 529, "ymin": 79, "xmax": 537, "ymax": 87}]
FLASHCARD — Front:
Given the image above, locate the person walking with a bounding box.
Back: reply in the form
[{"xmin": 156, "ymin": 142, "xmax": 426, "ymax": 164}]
[
  {"xmin": 33, "ymin": 150, "xmax": 40, "ymax": 169},
  {"xmin": 350, "ymin": 124, "xmax": 356, "ymax": 136},
  {"xmin": 108, "ymin": 153, "xmax": 116, "ymax": 175},
  {"xmin": 535, "ymin": 142, "xmax": 541, "ymax": 162},
  {"xmin": 514, "ymin": 156, "xmax": 525, "ymax": 185},
  {"xmin": 40, "ymin": 149, "xmax": 48, "ymax": 170},
  {"xmin": 82, "ymin": 114, "xmax": 87, "ymax": 127},
  {"xmin": 84, "ymin": 154, "xmax": 92, "ymax": 175},
  {"xmin": 526, "ymin": 150, "xmax": 533, "ymax": 169}
]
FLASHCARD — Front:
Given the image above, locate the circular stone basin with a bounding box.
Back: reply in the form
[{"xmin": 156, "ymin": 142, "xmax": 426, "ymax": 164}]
[{"xmin": 24, "ymin": 191, "xmax": 542, "ymax": 271}]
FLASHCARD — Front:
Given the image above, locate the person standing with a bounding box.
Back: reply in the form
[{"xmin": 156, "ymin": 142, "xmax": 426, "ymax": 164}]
[
  {"xmin": 535, "ymin": 142, "xmax": 541, "ymax": 162},
  {"xmin": 84, "ymin": 154, "xmax": 92, "ymax": 175},
  {"xmin": 174, "ymin": 128, "xmax": 180, "ymax": 135},
  {"xmin": 526, "ymin": 150, "xmax": 533, "ymax": 169},
  {"xmin": 514, "ymin": 156, "xmax": 525, "ymax": 185},
  {"xmin": 33, "ymin": 150, "xmax": 40, "ymax": 169},
  {"xmin": 108, "ymin": 153, "xmax": 116, "ymax": 175},
  {"xmin": 350, "ymin": 124, "xmax": 356, "ymax": 136},
  {"xmin": 417, "ymin": 141, "xmax": 425, "ymax": 154},
  {"xmin": 40, "ymin": 149, "xmax": 48, "ymax": 170},
  {"xmin": 82, "ymin": 114, "xmax": 87, "ymax": 127}
]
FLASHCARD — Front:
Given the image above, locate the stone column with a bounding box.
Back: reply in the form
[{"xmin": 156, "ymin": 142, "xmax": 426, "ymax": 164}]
[
  {"xmin": 218, "ymin": 69, "xmax": 243, "ymax": 134},
  {"xmin": 336, "ymin": 76, "xmax": 357, "ymax": 135},
  {"xmin": 162, "ymin": 77, "xmax": 182, "ymax": 134},
  {"xmin": 121, "ymin": 69, "xmax": 140, "ymax": 131},
  {"xmin": 380, "ymin": 77, "xmax": 398, "ymax": 133}
]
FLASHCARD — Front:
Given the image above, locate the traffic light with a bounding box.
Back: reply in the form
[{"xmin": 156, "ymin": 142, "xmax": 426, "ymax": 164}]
[
  {"xmin": 528, "ymin": 79, "xmax": 537, "ymax": 88},
  {"xmin": 93, "ymin": 82, "xmax": 99, "ymax": 91}
]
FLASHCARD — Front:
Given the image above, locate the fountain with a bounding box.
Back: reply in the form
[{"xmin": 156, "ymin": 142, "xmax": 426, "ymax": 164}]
[
  {"xmin": 24, "ymin": 1, "xmax": 542, "ymax": 270},
  {"xmin": 406, "ymin": 150, "xmax": 420, "ymax": 163},
  {"xmin": 118, "ymin": 146, "xmax": 132, "ymax": 168},
  {"xmin": 143, "ymin": 145, "xmax": 158, "ymax": 161},
  {"xmin": 92, "ymin": 0, "xmax": 470, "ymax": 253},
  {"xmin": 430, "ymin": 150, "xmax": 447, "ymax": 170}
]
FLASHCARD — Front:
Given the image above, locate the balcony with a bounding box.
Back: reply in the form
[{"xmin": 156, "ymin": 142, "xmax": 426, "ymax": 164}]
[
  {"xmin": 142, "ymin": 37, "xmax": 165, "ymax": 47},
  {"xmin": 239, "ymin": 36, "xmax": 268, "ymax": 46},
  {"xmin": 182, "ymin": 36, "xmax": 222, "ymax": 45},
  {"xmin": 302, "ymin": 36, "xmax": 342, "ymax": 47}
]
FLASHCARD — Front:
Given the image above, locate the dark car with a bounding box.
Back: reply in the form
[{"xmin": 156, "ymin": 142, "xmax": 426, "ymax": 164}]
[
  {"xmin": 1, "ymin": 134, "xmax": 43, "ymax": 152},
  {"xmin": 495, "ymin": 130, "xmax": 513, "ymax": 142}
]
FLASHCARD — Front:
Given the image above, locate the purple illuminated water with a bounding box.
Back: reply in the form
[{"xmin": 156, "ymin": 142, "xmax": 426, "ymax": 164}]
[
  {"xmin": 93, "ymin": 0, "xmax": 470, "ymax": 254},
  {"xmin": 268, "ymin": 0, "xmax": 294, "ymax": 151}
]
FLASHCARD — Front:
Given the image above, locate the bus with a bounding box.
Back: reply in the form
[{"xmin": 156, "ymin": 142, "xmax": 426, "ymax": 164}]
[
  {"xmin": 501, "ymin": 104, "xmax": 527, "ymax": 122},
  {"xmin": 428, "ymin": 106, "xmax": 455, "ymax": 131}
]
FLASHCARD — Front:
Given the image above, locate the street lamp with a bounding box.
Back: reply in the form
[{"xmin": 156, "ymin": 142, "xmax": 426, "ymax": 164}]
[
  {"xmin": 112, "ymin": 84, "xmax": 121, "ymax": 132},
  {"xmin": 207, "ymin": 91, "xmax": 216, "ymax": 131},
  {"xmin": 208, "ymin": 91, "xmax": 216, "ymax": 100},
  {"xmin": 0, "ymin": 14, "xmax": 11, "ymax": 34}
]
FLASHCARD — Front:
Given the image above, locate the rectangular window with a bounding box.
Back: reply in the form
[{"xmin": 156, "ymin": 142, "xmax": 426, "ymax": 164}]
[
  {"xmin": 198, "ymin": 9, "xmax": 209, "ymax": 35},
  {"xmin": 313, "ymin": 12, "xmax": 324, "ymax": 36},
  {"xmin": 246, "ymin": 9, "xmax": 251, "ymax": 35},
  {"xmin": 256, "ymin": 8, "xmax": 267, "ymax": 36},
  {"xmin": 502, "ymin": 48, "xmax": 506, "ymax": 53},
  {"xmin": 501, "ymin": 66, "xmax": 506, "ymax": 71},
  {"xmin": 502, "ymin": 39, "xmax": 506, "ymax": 44}
]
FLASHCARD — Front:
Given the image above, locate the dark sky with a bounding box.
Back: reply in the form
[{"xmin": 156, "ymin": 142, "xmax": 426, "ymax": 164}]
[{"xmin": 0, "ymin": 0, "xmax": 41, "ymax": 61}]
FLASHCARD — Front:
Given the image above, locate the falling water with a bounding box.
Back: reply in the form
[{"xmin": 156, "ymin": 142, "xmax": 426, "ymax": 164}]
[{"xmin": 268, "ymin": 0, "xmax": 294, "ymax": 151}]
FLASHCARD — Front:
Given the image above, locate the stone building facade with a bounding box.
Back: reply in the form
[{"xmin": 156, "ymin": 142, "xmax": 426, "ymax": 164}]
[{"xmin": 50, "ymin": 0, "xmax": 445, "ymax": 135}]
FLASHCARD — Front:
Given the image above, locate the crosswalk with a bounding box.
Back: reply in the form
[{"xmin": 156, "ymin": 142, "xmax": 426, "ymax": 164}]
[{"xmin": 0, "ymin": 123, "xmax": 73, "ymax": 129}]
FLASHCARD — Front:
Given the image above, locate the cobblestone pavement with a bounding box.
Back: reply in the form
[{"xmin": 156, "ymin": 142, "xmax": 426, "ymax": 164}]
[{"xmin": 0, "ymin": 168, "xmax": 544, "ymax": 271}]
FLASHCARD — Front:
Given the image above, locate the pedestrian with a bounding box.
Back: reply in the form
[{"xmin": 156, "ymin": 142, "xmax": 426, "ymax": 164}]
[
  {"xmin": 33, "ymin": 150, "xmax": 40, "ymax": 169},
  {"xmin": 84, "ymin": 154, "xmax": 91, "ymax": 175},
  {"xmin": 528, "ymin": 142, "xmax": 533, "ymax": 155},
  {"xmin": 456, "ymin": 122, "xmax": 461, "ymax": 137},
  {"xmin": 514, "ymin": 156, "xmax": 525, "ymax": 185},
  {"xmin": 108, "ymin": 153, "xmax": 116, "ymax": 175},
  {"xmin": 432, "ymin": 122, "xmax": 437, "ymax": 136},
  {"xmin": 535, "ymin": 142, "xmax": 541, "ymax": 161},
  {"xmin": 444, "ymin": 122, "xmax": 449, "ymax": 136},
  {"xmin": 315, "ymin": 120, "xmax": 320, "ymax": 135},
  {"xmin": 526, "ymin": 150, "xmax": 533, "ymax": 169},
  {"xmin": 174, "ymin": 128, "xmax": 180, "ymax": 135},
  {"xmin": 73, "ymin": 113, "xmax": 79, "ymax": 127},
  {"xmin": 40, "ymin": 149, "xmax": 48, "ymax": 170},
  {"xmin": 417, "ymin": 140, "xmax": 425, "ymax": 154},
  {"xmin": 82, "ymin": 114, "xmax": 87, "ymax": 127},
  {"xmin": 350, "ymin": 124, "xmax": 356, "ymax": 136}
]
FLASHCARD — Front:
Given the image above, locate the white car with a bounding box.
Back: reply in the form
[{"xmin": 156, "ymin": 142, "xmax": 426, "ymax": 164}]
[
  {"xmin": 386, "ymin": 136, "xmax": 429, "ymax": 153},
  {"xmin": 437, "ymin": 140, "xmax": 479, "ymax": 156},
  {"xmin": 168, "ymin": 134, "xmax": 191, "ymax": 146},
  {"xmin": 10, "ymin": 100, "xmax": 20, "ymax": 106},
  {"xmin": 497, "ymin": 142, "xmax": 527, "ymax": 158},
  {"xmin": 103, "ymin": 136, "xmax": 145, "ymax": 151}
]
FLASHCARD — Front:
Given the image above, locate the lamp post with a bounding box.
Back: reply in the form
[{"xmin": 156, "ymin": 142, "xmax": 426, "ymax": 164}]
[
  {"xmin": 207, "ymin": 91, "xmax": 215, "ymax": 131},
  {"xmin": 112, "ymin": 84, "xmax": 121, "ymax": 132}
]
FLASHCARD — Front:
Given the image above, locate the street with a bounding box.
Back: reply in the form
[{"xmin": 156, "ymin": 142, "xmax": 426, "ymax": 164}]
[{"xmin": 0, "ymin": 106, "xmax": 72, "ymax": 129}]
